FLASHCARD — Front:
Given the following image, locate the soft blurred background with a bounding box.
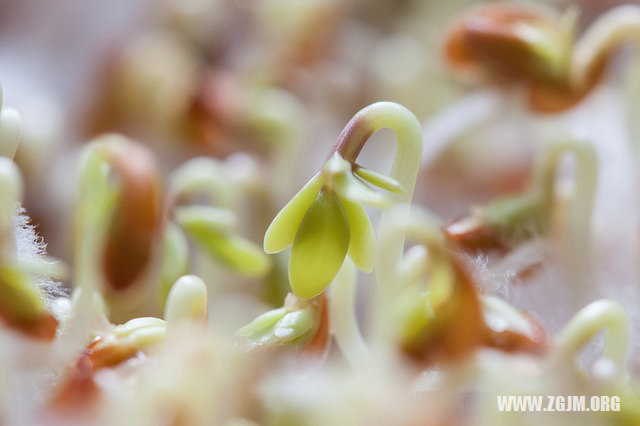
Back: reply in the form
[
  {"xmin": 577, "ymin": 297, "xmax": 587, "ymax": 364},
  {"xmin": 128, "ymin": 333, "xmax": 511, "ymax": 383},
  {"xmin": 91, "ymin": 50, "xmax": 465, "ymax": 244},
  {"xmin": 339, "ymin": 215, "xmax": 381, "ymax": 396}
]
[
  {"xmin": 2, "ymin": 1, "xmax": 640, "ymax": 424},
  {"xmin": 0, "ymin": 0, "xmax": 632, "ymax": 261}
]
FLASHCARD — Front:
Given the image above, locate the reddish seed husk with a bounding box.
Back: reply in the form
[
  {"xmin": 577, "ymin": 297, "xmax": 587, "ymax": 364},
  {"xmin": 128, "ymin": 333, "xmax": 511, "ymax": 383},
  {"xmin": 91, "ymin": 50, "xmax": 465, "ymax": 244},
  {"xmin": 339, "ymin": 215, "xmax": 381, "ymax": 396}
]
[{"xmin": 101, "ymin": 140, "xmax": 164, "ymax": 292}]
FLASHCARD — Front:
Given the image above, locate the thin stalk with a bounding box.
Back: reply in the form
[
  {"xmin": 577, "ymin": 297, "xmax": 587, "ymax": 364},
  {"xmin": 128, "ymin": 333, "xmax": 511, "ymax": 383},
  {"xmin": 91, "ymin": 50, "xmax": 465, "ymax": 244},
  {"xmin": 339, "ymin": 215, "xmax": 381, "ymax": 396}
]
[
  {"xmin": 329, "ymin": 102, "xmax": 423, "ymax": 349},
  {"xmin": 168, "ymin": 156, "xmax": 266, "ymax": 270},
  {"xmin": 322, "ymin": 102, "xmax": 422, "ymax": 356},
  {"xmin": 332, "ymin": 103, "xmax": 423, "ymax": 203},
  {"xmin": 571, "ymin": 5, "xmax": 640, "ymax": 90},
  {"xmin": 58, "ymin": 143, "xmax": 114, "ymax": 359},
  {"xmin": 555, "ymin": 299, "xmax": 629, "ymax": 381},
  {"xmin": 0, "ymin": 158, "xmax": 22, "ymax": 265},
  {"xmin": 330, "ymin": 258, "xmax": 370, "ymax": 366},
  {"xmin": 167, "ymin": 157, "xmax": 236, "ymax": 302},
  {"xmin": 0, "ymin": 109, "xmax": 21, "ymax": 160},
  {"xmin": 374, "ymin": 206, "xmax": 454, "ymax": 346},
  {"xmin": 331, "ymin": 102, "xmax": 422, "ymax": 283},
  {"xmin": 0, "ymin": 83, "xmax": 21, "ymax": 160},
  {"xmin": 535, "ymin": 140, "xmax": 597, "ymax": 294}
]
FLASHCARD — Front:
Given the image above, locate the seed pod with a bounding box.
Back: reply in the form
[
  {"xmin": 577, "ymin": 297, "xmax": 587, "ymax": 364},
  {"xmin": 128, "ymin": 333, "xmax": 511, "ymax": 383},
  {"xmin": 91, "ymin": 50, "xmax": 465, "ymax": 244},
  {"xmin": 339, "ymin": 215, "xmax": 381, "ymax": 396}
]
[
  {"xmin": 99, "ymin": 138, "xmax": 164, "ymax": 292},
  {"xmin": 399, "ymin": 256, "xmax": 485, "ymax": 365},
  {"xmin": 444, "ymin": 3, "xmax": 570, "ymax": 86},
  {"xmin": 0, "ymin": 266, "xmax": 58, "ymax": 340},
  {"xmin": 300, "ymin": 292, "xmax": 330, "ymax": 358},
  {"xmin": 481, "ymin": 295, "xmax": 547, "ymax": 354},
  {"xmin": 445, "ymin": 195, "xmax": 550, "ymax": 252},
  {"xmin": 51, "ymin": 317, "xmax": 167, "ymax": 412}
]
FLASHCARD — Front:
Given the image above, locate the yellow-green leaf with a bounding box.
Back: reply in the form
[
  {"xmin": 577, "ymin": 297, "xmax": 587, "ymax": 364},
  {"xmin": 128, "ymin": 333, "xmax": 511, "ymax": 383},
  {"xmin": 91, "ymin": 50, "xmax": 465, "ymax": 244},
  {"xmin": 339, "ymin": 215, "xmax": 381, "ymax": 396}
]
[
  {"xmin": 339, "ymin": 196, "xmax": 374, "ymax": 273},
  {"xmin": 177, "ymin": 206, "xmax": 270, "ymax": 276},
  {"xmin": 334, "ymin": 172, "xmax": 389, "ymax": 208},
  {"xmin": 273, "ymin": 309, "xmax": 312, "ymax": 343},
  {"xmin": 236, "ymin": 307, "xmax": 287, "ymax": 339},
  {"xmin": 354, "ymin": 167, "xmax": 405, "ymax": 193},
  {"xmin": 264, "ymin": 174, "xmax": 322, "ymax": 254},
  {"xmin": 289, "ymin": 191, "xmax": 349, "ymax": 299},
  {"xmin": 194, "ymin": 232, "xmax": 270, "ymax": 277},
  {"xmin": 174, "ymin": 205, "xmax": 237, "ymax": 234}
]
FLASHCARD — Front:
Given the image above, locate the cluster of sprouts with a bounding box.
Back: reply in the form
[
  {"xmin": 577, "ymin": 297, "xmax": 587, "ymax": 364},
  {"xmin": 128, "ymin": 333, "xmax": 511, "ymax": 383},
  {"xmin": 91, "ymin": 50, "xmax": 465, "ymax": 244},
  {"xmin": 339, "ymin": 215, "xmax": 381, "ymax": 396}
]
[{"xmin": 2, "ymin": 1, "xmax": 640, "ymax": 425}]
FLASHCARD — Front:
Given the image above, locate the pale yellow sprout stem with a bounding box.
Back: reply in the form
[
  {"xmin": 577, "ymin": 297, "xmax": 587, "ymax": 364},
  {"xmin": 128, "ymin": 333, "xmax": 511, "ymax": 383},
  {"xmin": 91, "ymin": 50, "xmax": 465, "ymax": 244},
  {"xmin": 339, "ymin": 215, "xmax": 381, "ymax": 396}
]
[
  {"xmin": 555, "ymin": 299, "xmax": 629, "ymax": 382},
  {"xmin": 535, "ymin": 140, "xmax": 598, "ymax": 294},
  {"xmin": 571, "ymin": 5, "xmax": 640, "ymax": 90},
  {"xmin": 0, "ymin": 158, "xmax": 23, "ymax": 265},
  {"xmin": 329, "ymin": 102, "xmax": 423, "ymax": 353},
  {"xmin": 0, "ymin": 108, "xmax": 21, "ymax": 160},
  {"xmin": 0, "ymin": 83, "xmax": 22, "ymax": 160},
  {"xmin": 334, "ymin": 102, "xmax": 423, "ymax": 289},
  {"xmin": 59, "ymin": 139, "xmax": 116, "ymax": 358},
  {"xmin": 334, "ymin": 102, "xmax": 423, "ymax": 204},
  {"xmin": 330, "ymin": 258, "xmax": 370, "ymax": 366},
  {"xmin": 0, "ymin": 84, "xmax": 23, "ymax": 263},
  {"xmin": 374, "ymin": 206, "xmax": 453, "ymax": 344}
]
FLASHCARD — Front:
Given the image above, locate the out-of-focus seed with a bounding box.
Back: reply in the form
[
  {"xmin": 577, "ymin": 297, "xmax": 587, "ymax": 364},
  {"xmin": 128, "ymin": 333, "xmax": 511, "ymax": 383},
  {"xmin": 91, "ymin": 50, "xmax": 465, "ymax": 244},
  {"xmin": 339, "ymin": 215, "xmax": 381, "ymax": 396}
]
[{"xmin": 100, "ymin": 139, "xmax": 164, "ymax": 292}]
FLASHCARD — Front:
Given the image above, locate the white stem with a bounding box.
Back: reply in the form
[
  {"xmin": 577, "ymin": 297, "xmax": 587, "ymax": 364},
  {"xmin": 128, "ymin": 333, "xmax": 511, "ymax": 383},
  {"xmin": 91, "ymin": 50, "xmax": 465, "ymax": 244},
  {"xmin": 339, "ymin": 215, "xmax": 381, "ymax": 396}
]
[
  {"xmin": 0, "ymin": 107, "xmax": 21, "ymax": 160},
  {"xmin": 555, "ymin": 299, "xmax": 629, "ymax": 380},
  {"xmin": 374, "ymin": 206, "xmax": 454, "ymax": 343},
  {"xmin": 0, "ymin": 158, "xmax": 23, "ymax": 264},
  {"xmin": 330, "ymin": 258, "xmax": 370, "ymax": 366},
  {"xmin": 331, "ymin": 102, "xmax": 423, "ymax": 350},
  {"xmin": 353, "ymin": 103, "xmax": 423, "ymax": 296},
  {"xmin": 56, "ymin": 142, "xmax": 112, "ymax": 359},
  {"xmin": 571, "ymin": 5, "xmax": 640, "ymax": 89},
  {"xmin": 536, "ymin": 140, "xmax": 598, "ymax": 293}
]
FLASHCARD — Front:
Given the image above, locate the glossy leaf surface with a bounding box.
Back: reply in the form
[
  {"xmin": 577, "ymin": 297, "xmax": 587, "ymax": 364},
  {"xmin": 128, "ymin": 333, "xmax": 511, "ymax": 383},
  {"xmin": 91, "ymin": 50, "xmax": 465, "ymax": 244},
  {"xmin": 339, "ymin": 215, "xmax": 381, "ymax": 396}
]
[
  {"xmin": 264, "ymin": 174, "xmax": 323, "ymax": 254},
  {"xmin": 339, "ymin": 196, "xmax": 374, "ymax": 272},
  {"xmin": 289, "ymin": 191, "xmax": 350, "ymax": 299},
  {"xmin": 354, "ymin": 167, "xmax": 405, "ymax": 193},
  {"xmin": 178, "ymin": 207, "xmax": 269, "ymax": 277}
]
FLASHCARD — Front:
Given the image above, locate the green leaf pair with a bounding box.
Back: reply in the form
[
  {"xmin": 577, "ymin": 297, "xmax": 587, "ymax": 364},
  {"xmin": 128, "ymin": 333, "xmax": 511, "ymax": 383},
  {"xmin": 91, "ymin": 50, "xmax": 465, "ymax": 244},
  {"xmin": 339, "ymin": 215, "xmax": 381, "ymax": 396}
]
[
  {"xmin": 289, "ymin": 190, "xmax": 350, "ymax": 300},
  {"xmin": 236, "ymin": 303, "xmax": 313, "ymax": 347},
  {"xmin": 175, "ymin": 205, "xmax": 270, "ymax": 278},
  {"xmin": 264, "ymin": 153, "xmax": 403, "ymax": 300},
  {"xmin": 325, "ymin": 153, "xmax": 401, "ymax": 208}
]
